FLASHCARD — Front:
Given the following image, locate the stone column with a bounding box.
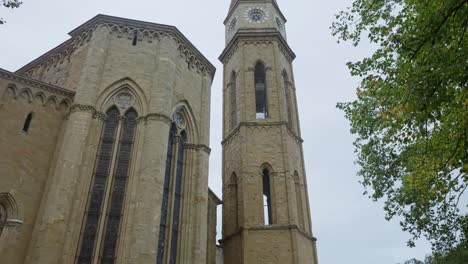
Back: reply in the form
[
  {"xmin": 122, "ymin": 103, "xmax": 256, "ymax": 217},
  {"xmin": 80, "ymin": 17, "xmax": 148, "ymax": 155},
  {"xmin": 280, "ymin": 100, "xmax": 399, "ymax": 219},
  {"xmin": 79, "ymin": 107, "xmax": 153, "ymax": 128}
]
[
  {"xmin": 24, "ymin": 107, "xmax": 95, "ymax": 263},
  {"xmin": 126, "ymin": 36, "xmax": 177, "ymax": 263},
  {"xmin": 24, "ymin": 26, "xmax": 111, "ymax": 264}
]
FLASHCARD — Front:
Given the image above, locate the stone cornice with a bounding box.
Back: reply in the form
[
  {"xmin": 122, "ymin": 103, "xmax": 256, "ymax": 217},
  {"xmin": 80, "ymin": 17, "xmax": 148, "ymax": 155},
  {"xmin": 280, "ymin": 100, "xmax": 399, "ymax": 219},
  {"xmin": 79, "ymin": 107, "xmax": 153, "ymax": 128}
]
[
  {"xmin": 221, "ymin": 121, "xmax": 303, "ymax": 146},
  {"xmin": 141, "ymin": 113, "xmax": 173, "ymax": 126},
  {"xmin": 220, "ymin": 224, "xmax": 315, "ymax": 244},
  {"xmin": 16, "ymin": 14, "xmax": 216, "ymax": 78},
  {"xmin": 219, "ymin": 30, "xmax": 296, "ymax": 63},
  {"xmin": 0, "ymin": 68, "xmax": 75, "ymax": 98},
  {"xmin": 184, "ymin": 143, "xmax": 212, "ymax": 155}
]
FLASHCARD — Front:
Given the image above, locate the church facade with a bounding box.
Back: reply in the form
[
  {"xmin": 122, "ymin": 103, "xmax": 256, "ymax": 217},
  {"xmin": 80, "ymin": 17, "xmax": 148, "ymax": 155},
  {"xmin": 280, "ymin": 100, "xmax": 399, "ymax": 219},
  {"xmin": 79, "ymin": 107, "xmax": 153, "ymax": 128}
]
[{"xmin": 0, "ymin": 1, "xmax": 318, "ymax": 264}]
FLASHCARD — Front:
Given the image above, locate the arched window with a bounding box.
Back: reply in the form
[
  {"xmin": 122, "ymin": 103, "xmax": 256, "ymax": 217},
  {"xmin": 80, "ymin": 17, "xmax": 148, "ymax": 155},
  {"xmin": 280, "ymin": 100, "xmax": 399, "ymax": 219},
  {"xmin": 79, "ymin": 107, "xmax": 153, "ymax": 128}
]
[
  {"xmin": 77, "ymin": 106, "xmax": 138, "ymax": 264},
  {"xmin": 230, "ymin": 173, "xmax": 239, "ymax": 230},
  {"xmin": 283, "ymin": 71, "xmax": 293, "ymax": 129},
  {"xmin": 294, "ymin": 171, "xmax": 304, "ymax": 229},
  {"xmin": 101, "ymin": 109, "xmax": 138, "ymax": 263},
  {"xmin": 22, "ymin": 112, "xmax": 33, "ymax": 132},
  {"xmin": 157, "ymin": 125, "xmax": 177, "ymax": 264},
  {"xmin": 157, "ymin": 119, "xmax": 188, "ymax": 264},
  {"xmin": 0, "ymin": 203, "xmax": 7, "ymax": 237},
  {"xmin": 255, "ymin": 62, "xmax": 267, "ymax": 119},
  {"xmin": 262, "ymin": 169, "xmax": 272, "ymax": 225},
  {"xmin": 230, "ymin": 71, "xmax": 238, "ymax": 129}
]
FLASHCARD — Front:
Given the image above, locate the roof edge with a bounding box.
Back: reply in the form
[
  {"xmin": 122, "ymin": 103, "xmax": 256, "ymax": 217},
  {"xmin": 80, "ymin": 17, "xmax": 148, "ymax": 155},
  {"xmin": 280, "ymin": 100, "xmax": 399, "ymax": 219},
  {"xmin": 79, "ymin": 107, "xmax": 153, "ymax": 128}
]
[
  {"xmin": 0, "ymin": 68, "xmax": 75, "ymax": 97},
  {"xmin": 17, "ymin": 14, "xmax": 216, "ymax": 78}
]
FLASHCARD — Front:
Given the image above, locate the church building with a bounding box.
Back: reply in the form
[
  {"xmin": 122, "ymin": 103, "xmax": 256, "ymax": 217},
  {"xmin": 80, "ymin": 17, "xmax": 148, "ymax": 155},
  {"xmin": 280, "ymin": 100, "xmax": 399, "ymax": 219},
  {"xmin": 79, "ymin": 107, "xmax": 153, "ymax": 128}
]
[{"xmin": 0, "ymin": 0, "xmax": 319, "ymax": 263}]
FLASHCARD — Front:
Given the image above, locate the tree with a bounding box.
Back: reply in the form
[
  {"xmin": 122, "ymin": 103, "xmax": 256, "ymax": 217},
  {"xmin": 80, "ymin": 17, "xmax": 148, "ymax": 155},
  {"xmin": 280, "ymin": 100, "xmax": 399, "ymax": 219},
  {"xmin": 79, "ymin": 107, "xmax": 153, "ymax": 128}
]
[
  {"xmin": 1, "ymin": 0, "xmax": 23, "ymax": 24},
  {"xmin": 400, "ymin": 258, "xmax": 424, "ymax": 264},
  {"xmin": 332, "ymin": 0, "xmax": 468, "ymax": 253}
]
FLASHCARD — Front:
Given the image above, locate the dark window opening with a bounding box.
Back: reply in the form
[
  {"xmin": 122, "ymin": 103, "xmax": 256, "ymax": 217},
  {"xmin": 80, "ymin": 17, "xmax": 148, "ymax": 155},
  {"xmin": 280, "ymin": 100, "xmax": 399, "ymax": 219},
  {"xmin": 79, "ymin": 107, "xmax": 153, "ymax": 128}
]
[
  {"xmin": 132, "ymin": 34, "xmax": 138, "ymax": 46},
  {"xmin": 283, "ymin": 72, "xmax": 293, "ymax": 129},
  {"xmin": 262, "ymin": 169, "xmax": 272, "ymax": 225},
  {"xmin": 0, "ymin": 203, "xmax": 7, "ymax": 237},
  {"xmin": 22, "ymin": 112, "xmax": 33, "ymax": 132},
  {"xmin": 230, "ymin": 71, "xmax": 237, "ymax": 129},
  {"xmin": 255, "ymin": 63, "xmax": 267, "ymax": 119}
]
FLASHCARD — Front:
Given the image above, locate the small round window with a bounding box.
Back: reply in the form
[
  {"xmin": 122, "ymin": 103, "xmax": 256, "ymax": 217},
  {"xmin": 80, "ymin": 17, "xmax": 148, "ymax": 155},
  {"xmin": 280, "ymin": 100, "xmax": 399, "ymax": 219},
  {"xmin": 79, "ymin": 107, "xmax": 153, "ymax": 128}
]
[{"xmin": 246, "ymin": 8, "xmax": 268, "ymax": 23}]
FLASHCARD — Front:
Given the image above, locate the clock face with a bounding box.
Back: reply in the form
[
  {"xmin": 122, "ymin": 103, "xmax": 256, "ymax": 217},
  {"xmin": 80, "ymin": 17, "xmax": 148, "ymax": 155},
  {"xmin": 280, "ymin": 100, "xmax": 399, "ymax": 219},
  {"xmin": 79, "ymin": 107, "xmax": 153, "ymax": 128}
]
[{"xmin": 245, "ymin": 7, "xmax": 269, "ymax": 23}]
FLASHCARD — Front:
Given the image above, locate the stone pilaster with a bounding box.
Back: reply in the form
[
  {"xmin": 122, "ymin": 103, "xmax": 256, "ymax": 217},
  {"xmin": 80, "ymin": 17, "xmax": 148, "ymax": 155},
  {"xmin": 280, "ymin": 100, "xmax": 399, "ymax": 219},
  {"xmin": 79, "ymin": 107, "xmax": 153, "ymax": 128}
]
[{"xmin": 24, "ymin": 106, "xmax": 94, "ymax": 263}]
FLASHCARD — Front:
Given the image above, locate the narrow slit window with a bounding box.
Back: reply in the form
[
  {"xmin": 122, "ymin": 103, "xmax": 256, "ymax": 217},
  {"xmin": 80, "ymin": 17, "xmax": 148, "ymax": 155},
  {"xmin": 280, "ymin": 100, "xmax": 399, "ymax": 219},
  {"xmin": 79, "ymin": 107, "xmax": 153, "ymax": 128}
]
[
  {"xmin": 255, "ymin": 63, "xmax": 267, "ymax": 119},
  {"xmin": 0, "ymin": 203, "xmax": 7, "ymax": 237},
  {"xmin": 294, "ymin": 172, "xmax": 304, "ymax": 229},
  {"xmin": 283, "ymin": 71, "xmax": 293, "ymax": 129},
  {"xmin": 22, "ymin": 112, "xmax": 33, "ymax": 132},
  {"xmin": 132, "ymin": 33, "xmax": 138, "ymax": 46},
  {"xmin": 230, "ymin": 71, "xmax": 238, "ymax": 129},
  {"xmin": 262, "ymin": 169, "xmax": 272, "ymax": 225}
]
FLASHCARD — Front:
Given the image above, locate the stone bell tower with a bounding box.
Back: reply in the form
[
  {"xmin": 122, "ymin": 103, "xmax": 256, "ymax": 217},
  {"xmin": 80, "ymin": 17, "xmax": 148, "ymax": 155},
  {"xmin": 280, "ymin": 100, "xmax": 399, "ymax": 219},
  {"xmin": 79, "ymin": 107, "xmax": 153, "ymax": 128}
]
[{"xmin": 219, "ymin": 0, "xmax": 319, "ymax": 263}]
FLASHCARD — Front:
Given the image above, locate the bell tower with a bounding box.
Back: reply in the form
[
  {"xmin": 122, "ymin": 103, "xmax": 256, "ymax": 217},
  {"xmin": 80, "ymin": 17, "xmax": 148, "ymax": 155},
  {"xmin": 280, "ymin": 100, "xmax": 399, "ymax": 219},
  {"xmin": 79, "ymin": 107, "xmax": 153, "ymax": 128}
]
[{"xmin": 220, "ymin": 0, "xmax": 319, "ymax": 263}]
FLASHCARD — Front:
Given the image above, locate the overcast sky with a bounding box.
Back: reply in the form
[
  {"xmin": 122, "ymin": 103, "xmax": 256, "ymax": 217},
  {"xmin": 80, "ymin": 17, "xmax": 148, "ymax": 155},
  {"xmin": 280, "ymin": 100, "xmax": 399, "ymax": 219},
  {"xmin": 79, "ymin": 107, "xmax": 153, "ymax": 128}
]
[{"xmin": 0, "ymin": 0, "xmax": 432, "ymax": 263}]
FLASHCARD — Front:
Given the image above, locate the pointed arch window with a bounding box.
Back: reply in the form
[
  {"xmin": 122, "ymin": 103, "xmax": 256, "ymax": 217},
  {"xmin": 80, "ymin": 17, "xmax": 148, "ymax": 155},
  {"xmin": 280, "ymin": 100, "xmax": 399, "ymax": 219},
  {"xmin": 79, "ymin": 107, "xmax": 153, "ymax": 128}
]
[
  {"xmin": 22, "ymin": 112, "xmax": 33, "ymax": 132},
  {"xmin": 77, "ymin": 106, "xmax": 138, "ymax": 264},
  {"xmin": 230, "ymin": 71, "xmax": 238, "ymax": 129},
  {"xmin": 157, "ymin": 116, "xmax": 188, "ymax": 264},
  {"xmin": 255, "ymin": 62, "xmax": 267, "ymax": 119},
  {"xmin": 262, "ymin": 169, "xmax": 272, "ymax": 225},
  {"xmin": 294, "ymin": 171, "xmax": 304, "ymax": 229},
  {"xmin": 283, "ymin": 71, "xmax": 293, "ymax": 129},
  {"xmin": 0, "ymin": 203, "xmax": 6, "ymax": 237},
  {"xmin": 230, "ymin": 173, "xmax": 239, "ymax": 231}
]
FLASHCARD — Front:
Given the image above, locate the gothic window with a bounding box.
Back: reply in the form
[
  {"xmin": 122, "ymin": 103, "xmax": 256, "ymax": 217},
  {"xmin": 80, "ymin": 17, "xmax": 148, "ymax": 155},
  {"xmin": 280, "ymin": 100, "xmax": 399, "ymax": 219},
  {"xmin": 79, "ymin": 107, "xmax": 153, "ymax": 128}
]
[
  {"xmin": 230, "ymin": 173, "xmax": 239, "ymax": 230},
  {"xmin": 230, "ymin": 71, "xmax": 238, "ymax": 129},
  {"xmin": 101, "ymin": 109, "xmax": 137, "ymax": 264},
  {"xmin": 132, "ymin": 33, "xmax": 138, "ymax": 46},
  {"xmin": 255, "ymin": 62, "xmax": 267, "ymax": 119},
  {"xmin": 157, "ymin": 125, "xmax": 177, "ymax": 264},
  {"xmin": 157, "ymin": 115, "xmax": 188, "ymax": 264},
  {"xmin": 294, "ymin": 171, "xmax": 304, "ymax": 229},
  {"xmin": 77, "ymin": 106, "xmax": 138, "ymax": 264},
  {"xmin": 283, "ymin": 71, "xmax": 293, "ymax": 129},
  {"xmin": 22, "ymin": 112, "xmax": 33, "ymax": 132},
  {"xmin": 0, "ymin": 203, "xmax": 6, "ymax": 237},
  {"xmin": 262, "ymin": 169, "xmax": 272, "ymax": 225},
  {"xmin": 169, "ymin": 131, "xmax": 186, "ymax": 264}
]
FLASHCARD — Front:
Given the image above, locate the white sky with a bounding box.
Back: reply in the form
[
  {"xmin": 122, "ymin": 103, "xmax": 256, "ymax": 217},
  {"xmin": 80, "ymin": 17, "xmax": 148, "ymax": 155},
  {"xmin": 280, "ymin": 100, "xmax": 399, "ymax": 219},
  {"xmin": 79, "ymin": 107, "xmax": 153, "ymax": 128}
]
[{"xmin": 0, "ymin": 0, "xmax": 432, "ymax": 263}]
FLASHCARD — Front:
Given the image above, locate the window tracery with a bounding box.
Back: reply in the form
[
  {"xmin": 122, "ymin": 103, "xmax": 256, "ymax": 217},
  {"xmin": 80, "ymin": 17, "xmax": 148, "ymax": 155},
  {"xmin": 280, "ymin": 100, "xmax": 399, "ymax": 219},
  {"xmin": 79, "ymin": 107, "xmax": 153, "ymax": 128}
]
[
  {"xmin": 77, "ymin": 106, "xmax": 138, "ymax": 264},
  {"xmin": 157, "ymin": 109, "xmax": 189, "ymax": 264}
]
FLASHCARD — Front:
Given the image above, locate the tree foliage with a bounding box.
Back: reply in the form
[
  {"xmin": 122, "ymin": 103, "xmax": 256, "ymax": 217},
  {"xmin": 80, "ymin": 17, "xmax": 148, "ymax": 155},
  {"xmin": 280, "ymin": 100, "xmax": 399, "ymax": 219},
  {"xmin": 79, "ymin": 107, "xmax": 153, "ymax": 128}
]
[
  {"xmin": 1, "ymin": 0, "xmax": 22, "ymax": 24},
  {"xmin": 332, "ymin": 0, "xmax": 468, "ymax": 253}
]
